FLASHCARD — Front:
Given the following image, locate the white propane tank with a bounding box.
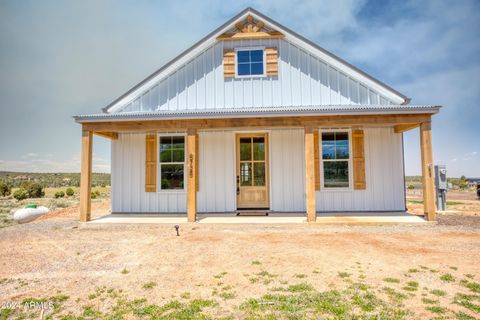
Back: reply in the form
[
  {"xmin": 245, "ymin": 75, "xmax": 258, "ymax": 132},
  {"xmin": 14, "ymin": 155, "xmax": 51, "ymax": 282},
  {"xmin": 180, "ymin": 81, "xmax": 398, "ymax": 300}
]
[{"xmin": 13, "ymin": 206, "xmax": 49, "ymax": 223}]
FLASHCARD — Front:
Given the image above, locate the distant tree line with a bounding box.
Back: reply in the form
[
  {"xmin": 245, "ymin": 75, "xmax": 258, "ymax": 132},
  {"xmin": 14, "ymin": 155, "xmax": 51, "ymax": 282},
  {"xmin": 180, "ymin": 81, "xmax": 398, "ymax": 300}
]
[{"xmin": 0, "ymin": 172, "xmax": 110, "ymax": 188}]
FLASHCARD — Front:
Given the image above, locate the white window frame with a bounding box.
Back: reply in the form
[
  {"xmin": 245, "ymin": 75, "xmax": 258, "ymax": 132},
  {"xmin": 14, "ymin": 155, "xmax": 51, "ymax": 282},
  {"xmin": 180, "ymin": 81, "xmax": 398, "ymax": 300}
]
[
  {"xmin": 235, "ymin": 47, "xmax": 266, "ymax": 78},
  {"xmin": 319, "ymin": 128, "xmax": 353, "ymax": 191},
  {"xmin": 157, "ymin": 132, "xmax": 186, "ymax": 193}
]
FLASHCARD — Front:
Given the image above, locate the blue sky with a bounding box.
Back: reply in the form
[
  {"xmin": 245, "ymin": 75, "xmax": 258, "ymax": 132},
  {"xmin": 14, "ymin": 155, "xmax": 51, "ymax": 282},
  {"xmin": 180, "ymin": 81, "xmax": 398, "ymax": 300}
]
[{"xmin": 0, "ymin": 0, "xmax": 478, "ymax": 177}]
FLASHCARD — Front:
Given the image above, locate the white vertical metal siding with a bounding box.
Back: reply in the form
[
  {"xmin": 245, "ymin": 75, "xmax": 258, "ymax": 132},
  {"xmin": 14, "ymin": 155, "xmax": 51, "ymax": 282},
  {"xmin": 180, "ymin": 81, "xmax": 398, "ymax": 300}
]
[
  {"xmin": 117, "ymin": 38, "xmax": 392, "ymax": 112},
  {"xmin": 270, "ymin": 129, "xmax": 306, "ymax": 211},
  {"xmin": 315, "ymin": 127, "xmax": 405, "ymax": 212},
  {"xmin": 111, "ymin": 133, "xmax": 187, "ymax": 213},
  {"xmin": 111, "ymin": 128, "xmax": 404, "ymax": 213},
  {"xmin": 197, "ymin": 130, "xmax": 236, "ymax": 213}
]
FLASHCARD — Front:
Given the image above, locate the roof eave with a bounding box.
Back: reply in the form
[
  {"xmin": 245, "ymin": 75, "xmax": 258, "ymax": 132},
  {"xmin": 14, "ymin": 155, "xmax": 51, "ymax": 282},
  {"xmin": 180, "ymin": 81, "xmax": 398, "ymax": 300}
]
[{"xmin": 75, "ymin": 106, "xmax": 441, "ymax": 124}]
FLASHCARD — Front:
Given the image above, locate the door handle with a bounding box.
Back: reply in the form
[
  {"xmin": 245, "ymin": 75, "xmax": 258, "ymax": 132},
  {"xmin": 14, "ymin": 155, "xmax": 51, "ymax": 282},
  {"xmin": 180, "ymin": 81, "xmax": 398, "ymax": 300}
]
[{"xmin": 236, "ymin": 175, "xmax": 240, "ymax": 195}]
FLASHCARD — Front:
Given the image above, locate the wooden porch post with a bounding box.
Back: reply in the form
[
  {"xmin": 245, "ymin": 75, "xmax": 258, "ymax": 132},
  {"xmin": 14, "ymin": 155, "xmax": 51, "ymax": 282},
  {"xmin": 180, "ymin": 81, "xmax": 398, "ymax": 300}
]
[
  {"xmin": 420, "ymin": 121, "xmax": 436, "ymax": 221},
  {"xmin": 80, "ymin": 129, "xmax": 93, "ymax": 222},
  {"xmin": 304, "ymin": 126, "xmax": 316, "ymax": 222},
  {"xmin": 187, "ymin": 128, "xmax": 197, "ymax": 222}
]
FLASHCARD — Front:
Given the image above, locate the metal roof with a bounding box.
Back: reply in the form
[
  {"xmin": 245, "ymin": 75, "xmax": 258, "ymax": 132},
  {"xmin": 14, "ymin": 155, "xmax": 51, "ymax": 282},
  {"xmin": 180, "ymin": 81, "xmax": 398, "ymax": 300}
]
[
  {"xmin": 75, "ymin": 105, "xmax": 440, "ymax": 123},
  {"xmin": 101, "ymin": 7, "xmax": 410, "ymax": 113}
]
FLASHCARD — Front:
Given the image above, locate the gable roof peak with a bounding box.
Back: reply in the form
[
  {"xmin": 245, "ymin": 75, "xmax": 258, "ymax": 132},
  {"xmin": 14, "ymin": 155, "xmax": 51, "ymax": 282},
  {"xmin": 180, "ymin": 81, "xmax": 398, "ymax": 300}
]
[{"xmin": 102, "ymin": 7, "xmax": 409, "ymax": 113}]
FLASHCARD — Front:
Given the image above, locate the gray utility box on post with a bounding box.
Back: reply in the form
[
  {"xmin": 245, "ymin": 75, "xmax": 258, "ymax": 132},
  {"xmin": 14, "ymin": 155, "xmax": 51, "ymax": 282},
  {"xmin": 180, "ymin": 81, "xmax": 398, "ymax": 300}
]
[{"xmin": 435, "ymin": 165, "xmax": 447, "ymax": 211}]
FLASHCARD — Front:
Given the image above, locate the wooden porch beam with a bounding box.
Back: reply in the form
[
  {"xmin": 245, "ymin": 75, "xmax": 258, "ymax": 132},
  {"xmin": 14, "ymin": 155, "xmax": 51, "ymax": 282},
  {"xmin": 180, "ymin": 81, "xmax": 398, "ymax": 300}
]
[
  {"xmin": 80, "ymin": 129, "xmax": 93, "ymax": 222},
  {"xmin": 82, "ymin": 114, "xmax": 433, "ymax": 133},
  {"xmin": 187, "ymin": 128, "xmax": 197, "ymax": 222},
  {"xmin": 304, "ymin": 126, "xmax": 316, "ymax": 222},
  {"xmin": 94, "ymin": 131, "xmax": 118, "ymax": 140},
  {"xmin": 394, "ymin": 123, "xmax": 419, "ymax": 133},
  {"xmin": 420, "ymin": 121, "xmax": 436, "ymax": 221}
]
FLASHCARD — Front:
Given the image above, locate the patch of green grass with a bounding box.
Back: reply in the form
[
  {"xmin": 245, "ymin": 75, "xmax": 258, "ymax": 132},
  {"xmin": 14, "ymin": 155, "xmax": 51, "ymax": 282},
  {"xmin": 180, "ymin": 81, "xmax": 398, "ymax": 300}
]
[
  {"xmin": 460, "ymin": 280, "xmax": 480, "ymax": 293},
  {"xmin": 453, "ymin": 293, "xmax": 480, "ymax": 313},
  {"xmin": 294, "ymin": 273, "xmax": 307, "ymax": 279},
  {"xmin": 402, "ymin": 281, "xmax": 418, "ymax": 292},
  {"xmin": 251, "ymin": 260, "xmax": 261, "ymax": 265},
  {"xmin": 426, "ymin": 306, "xmax": 447, "ymax": 314},
  {"xmin": 421, "ymin": 298, "xmax": 438, "ymax": 304},
  {"xmin": 429, "ymin": 289, "xmax": 446, "ymax": 297},
  {"xmin": 0, "ymin": 308, "xmax": 14, "ymax": 319},
  {"xmin": 256, "ymin": 270, "xmax": 277, "ymax": 278},
  {"xmin": 214, "ymin": 271, "xmax": 228, "ymax": 279},
  {"xmin": 455, "ymin": 311, "xmax": 476, "ymax": 320},
  {"xmin": 219, "ymin": 291, "xmax": 236, "ymax": 300},
  {"xmin": 383, "ymin": 277, "xmax": 400, "ymax": 283},
  {"xmin": 287, "ymin": 282, "xmax": 315, "ymax": 293},
  {"xmin": 121, "ymin": 268, "xmax": 129, "ymax": 275},
  {"xmin": 338, "ymin": 272, "xmax": 351, "ymax": 278},
  {"xmin": 408, "ymin": 268, "xmax": 419, "ymax": 273},
  {"xmin": 450, "ymin": 266, "xmax": 458, "ymax": 271},
  {"xmin": 87, "ymin": 293, "xmax": 96, "ymax": 300},
  {"xmin": 382, "ymin": 287, "xmax": 407, "ymax": 303},
  {"xmin": 83, "ymin": 305, "xmax": 101, "ymax": 318},
  {"xmin": 249, "ymin": 277, "xmax": 259, "ymax": 284},
  {"xmin": 465, "ymin": 274, "xmax": 475, "ymax": 279},
  {"xmin": 142, "ymin": 281, "xmax": 157, "ymax": 289},
  {"xmin": 351, "ymin": 291, "xmax": 379, "ymax": 312},
  {"xmin": 240, "ymin": 286, "xmax": 408, "ymax": 319},
  {"xmin": 440, "ymin": 273, "xmax": 455, "ymax": 282},
  {"xmin": 446, "ymin": 201, "xmax": 463, "ymax": 206}
]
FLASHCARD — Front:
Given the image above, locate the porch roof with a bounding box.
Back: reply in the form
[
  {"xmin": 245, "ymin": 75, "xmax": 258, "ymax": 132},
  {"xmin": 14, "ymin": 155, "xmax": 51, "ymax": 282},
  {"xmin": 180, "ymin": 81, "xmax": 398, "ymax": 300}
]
[{"xmin": 74, "ymin": 105, "xmax": 440, "ymax": 123}]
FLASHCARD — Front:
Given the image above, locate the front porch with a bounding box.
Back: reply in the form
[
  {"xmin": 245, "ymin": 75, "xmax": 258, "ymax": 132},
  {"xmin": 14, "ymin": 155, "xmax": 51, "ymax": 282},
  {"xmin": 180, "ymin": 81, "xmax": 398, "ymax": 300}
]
[
  {"xmin": 77, "ymin": 110, "xmax": 438, "ymax": 223},
  {"xmin": 86, "ymin": 211, "xmax": 426, "ymax": 225}
]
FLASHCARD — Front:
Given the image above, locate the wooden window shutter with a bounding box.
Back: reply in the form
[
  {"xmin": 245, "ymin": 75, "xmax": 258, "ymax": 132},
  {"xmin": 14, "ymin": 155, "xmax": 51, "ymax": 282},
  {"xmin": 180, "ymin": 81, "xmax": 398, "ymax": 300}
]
[
  {"xmin": 145, "ymin": 134, "xmax": 157, "ymax": 192},
  {"xmin": 313, "ymin": 130, "xmax": 320, "ymax": 190},
  {"xmin": 352, "ymin": 130, "xmax": 366, "ymax": 190},
  {"xmin": 223, "ymin": 49, "xmax": 235, "ymax": 78},
  {"xmin": 195, "ymin": 134, "xmax": 199, "ymax": 192},
  {"xmin": 265, "ymin": 47, "xmax": 278, "ymax": 76}
]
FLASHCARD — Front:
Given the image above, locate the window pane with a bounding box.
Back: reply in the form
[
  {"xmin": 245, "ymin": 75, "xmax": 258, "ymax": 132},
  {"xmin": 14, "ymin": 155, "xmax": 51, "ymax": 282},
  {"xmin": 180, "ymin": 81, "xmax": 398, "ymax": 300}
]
[
  {"xmin": 237, "ymin": 51, "xmax": 250, "ymax": 63},
  {"xmin": 253, "ymin": 137, "xmax": 265, "ymax": 160},
  {"xmin": 324, "ymin": 161, "xmax": 349, "ymax": 188},
  {"xmin": 171, "ymin": 136, "xmax": 184, "ymax": 150},
  {"xmin": 335, "ymin": 133, "xmax": 349, "ymax": 159},
  {"xmin": 322, "ymin": 142, "xmax": 335, "ymax": 159},
  {"xmin": 160, "ymin": 149, "xmax": 172, "ymax": 163},
  {"xmin": 240, "ymin": 138, "xmax": 251, "ymax": 161},
  {"xmin": 160, "ymin": 136, "xmax": 172, "ymax": 150},
  {"xmin": 322, "ymin": 132, "xmax": 335, "ymax": 142},
  {"xmin": 237, "ymin": 63, "xmax": 250, "ymax": 76},
  {"xmin": 250, "ymin": 62, "xmax": 263, "ymax": 75},
  {"xmin": 240, "ymin": 162, "xmax": 252, "ymax": 186},
  {"xmin": 161, "ymin": 164, "xmax": 184, "ymax": 189},
  {"xmin": 253, "ymin": 162, "xmax": 265, "ymax": 186},
  {"xmin": 172, "ymin": 149, "xmax": 184, "ymax": 162},
  {"xmin": 250, "ymin": 50, "xmax": 263, "ymax": 62}
]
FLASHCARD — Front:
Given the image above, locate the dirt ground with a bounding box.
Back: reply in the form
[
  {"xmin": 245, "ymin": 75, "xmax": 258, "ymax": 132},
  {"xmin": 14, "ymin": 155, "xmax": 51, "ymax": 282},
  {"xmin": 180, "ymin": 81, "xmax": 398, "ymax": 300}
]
[{"xmin": 1, "ymin": 212, "xmax": 480, "ymax": 319}]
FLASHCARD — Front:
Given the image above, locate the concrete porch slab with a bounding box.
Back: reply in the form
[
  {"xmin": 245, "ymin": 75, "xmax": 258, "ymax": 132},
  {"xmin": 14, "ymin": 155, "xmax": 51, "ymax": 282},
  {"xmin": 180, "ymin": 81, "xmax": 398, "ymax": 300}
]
[{"xmin": 86, "ymin": 212, "xmax": 426, "ymax": 225}]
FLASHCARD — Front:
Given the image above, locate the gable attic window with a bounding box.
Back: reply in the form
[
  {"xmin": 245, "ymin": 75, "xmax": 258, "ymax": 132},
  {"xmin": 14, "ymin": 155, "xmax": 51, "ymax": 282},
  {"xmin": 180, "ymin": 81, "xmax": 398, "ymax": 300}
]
[
  {"xmin": 159, "ymin": 135, "xmax": 185, "ymax": 190},
  {"xmin": 236, "ymin": 48, "xmax": 265, "ymax": 77}
]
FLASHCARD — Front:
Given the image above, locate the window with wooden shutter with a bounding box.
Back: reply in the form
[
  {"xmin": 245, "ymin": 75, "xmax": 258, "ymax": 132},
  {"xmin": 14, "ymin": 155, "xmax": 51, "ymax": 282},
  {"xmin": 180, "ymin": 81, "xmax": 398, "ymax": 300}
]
[
  {"xmin": 352, "ymin": 129, "xmax": 366, "ymax": 190},
  {"xmin": 313, "ymin": 130, "xmax": 320, "ymax": 190},
  {"xmin": 223, "ymin": 49, "xmax": 235, "ymax": 78},
  {"xmin": 145, "ymin": 134, "xmax": 157, "ymax": 192},
  {"xmin": 265, "ymin": 47, "xmax": 278, "ymax": 76}
]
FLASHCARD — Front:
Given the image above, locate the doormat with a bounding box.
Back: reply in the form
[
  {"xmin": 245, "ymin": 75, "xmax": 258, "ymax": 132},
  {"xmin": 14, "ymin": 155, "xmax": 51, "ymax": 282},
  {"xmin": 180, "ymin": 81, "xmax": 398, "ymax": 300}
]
[{"xmin": 236, "ymin": 211, "xmax": 269, "ymax": 216}]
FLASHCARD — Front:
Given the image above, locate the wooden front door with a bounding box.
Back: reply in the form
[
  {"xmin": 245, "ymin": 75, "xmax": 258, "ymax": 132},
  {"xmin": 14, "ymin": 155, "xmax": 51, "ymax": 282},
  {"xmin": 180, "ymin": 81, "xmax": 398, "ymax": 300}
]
[{"xmin": 236, "ymin": 133, "xmax": 269, "ymax": 209}]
